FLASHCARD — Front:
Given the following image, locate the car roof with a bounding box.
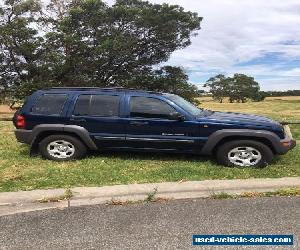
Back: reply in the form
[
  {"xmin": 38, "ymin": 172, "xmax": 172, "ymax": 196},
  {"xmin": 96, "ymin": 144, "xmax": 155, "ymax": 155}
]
[{"xmin": 42, "ymin": 87, "xmax": 165, "ymax": 95}]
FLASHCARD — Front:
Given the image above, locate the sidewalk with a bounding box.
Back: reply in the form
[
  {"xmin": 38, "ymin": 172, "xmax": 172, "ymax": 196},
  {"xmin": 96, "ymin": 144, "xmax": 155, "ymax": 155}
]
[{"xmin": 0, "ymin": 177, "xmax": 299, "ymax": 216}]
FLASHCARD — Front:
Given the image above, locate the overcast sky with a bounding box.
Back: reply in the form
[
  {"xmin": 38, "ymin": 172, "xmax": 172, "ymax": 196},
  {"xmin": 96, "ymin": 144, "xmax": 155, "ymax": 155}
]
[{"xmin": 107, "ymin": 0, "xmax": 300, "ymax": 91}]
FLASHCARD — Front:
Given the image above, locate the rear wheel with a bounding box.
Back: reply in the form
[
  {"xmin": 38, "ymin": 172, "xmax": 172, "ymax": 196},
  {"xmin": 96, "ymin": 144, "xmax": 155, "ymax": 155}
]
[
  {"xmin": 39, "ymin": 135, "xmax": 87, "ymax": 161},
  {"xmin": 216, "ymin": 140, "xmax": 274, "ymax": 168}
]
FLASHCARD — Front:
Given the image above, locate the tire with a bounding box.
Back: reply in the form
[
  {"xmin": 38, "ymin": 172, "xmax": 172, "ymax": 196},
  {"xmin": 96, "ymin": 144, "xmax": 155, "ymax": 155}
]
[
  {"xmin": 39, "ymin": 134, "xmax": 87, "ymax": 161},
  {"xmin": 216, "ymin": 140, "xmax": 274, "ymax": 168}
]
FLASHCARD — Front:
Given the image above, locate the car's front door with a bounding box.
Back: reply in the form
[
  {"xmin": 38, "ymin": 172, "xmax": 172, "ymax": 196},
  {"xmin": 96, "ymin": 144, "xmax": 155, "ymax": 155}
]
[{"xmin": 125, "ymin": 95, "xmax": 201, "ymax": 152}]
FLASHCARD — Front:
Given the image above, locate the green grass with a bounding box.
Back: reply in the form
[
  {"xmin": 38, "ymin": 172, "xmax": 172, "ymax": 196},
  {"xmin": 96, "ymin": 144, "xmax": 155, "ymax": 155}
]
[
  {"xmin": 37, "ymin": 188, "xmax": 73, "ymax": 203},
  {"xmin": 210, "ymin": 187, "xmax": 300, "ymax": 199},
  {"xmin": 211, "ymin": 192, "xmax": 235, "ymax": 199},
  {"xmin": 0, "ymin": 97, "xmax": 299, "ymax": 192},
  {"xmin": 144, "ymin": 187, "xmax": 158, "ymax": 203}
]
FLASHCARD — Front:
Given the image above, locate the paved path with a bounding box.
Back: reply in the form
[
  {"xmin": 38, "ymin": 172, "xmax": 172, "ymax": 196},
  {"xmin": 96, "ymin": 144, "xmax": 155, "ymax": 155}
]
[
  {"xmin": 0, "ymin": 177, "xmax": 299, "ymax": 216},
  {"xmin": 0, "ymin": 197, "xmax": 299, "ymax": 250}
]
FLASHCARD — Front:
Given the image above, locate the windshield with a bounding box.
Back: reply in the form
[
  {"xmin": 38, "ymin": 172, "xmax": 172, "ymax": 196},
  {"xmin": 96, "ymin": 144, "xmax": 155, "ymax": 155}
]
[{"xmin": 166, "ymin": 94, "xmax": 203, "ymax": 117}]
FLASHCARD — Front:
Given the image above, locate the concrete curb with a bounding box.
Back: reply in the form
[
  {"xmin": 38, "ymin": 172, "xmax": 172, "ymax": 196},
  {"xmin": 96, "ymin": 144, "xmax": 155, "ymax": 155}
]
[{"xmin": 0, "ymin": 177, "xmax": 299, "ymax": 216}]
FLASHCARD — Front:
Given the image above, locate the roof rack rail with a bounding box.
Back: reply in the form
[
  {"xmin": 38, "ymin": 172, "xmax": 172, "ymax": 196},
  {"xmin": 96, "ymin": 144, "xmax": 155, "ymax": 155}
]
[
  {"xmin": 49, "ymin": 87, "xmax": 126, "ymax": 90},
  {"xmin": 47, "ymin": 86, "xmax": 163, "ymax": 94}
]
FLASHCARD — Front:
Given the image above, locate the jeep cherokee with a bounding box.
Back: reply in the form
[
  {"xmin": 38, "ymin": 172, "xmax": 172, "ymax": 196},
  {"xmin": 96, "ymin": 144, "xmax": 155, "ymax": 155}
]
[{"xmin": 13, "ymin": 87, "xmax": 296, "ymax": 167}]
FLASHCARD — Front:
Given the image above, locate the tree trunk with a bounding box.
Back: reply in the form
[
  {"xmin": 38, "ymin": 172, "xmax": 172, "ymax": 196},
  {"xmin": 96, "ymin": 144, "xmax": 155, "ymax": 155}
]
[{"xmin": 9, "ymin": 101, "xmax": 16, "ymax": 109}]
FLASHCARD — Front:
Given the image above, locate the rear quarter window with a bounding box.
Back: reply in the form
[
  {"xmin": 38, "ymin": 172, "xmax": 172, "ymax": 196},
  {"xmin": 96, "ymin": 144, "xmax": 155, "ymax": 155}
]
[{"xmin": 31, "ymin": 94, "xmax": 67, "ymax": 115}]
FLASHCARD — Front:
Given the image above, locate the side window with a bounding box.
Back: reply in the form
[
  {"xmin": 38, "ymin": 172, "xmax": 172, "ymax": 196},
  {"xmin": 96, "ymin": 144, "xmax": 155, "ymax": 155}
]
[
  {"xmin": 73, "ymin": 94, "xmax": 120, "ymax": 117},
  {"xmin": 73, "ymin": 95, "xmax": 90, "ymax": 116},
  {"xmin": 90, "ymin": 95, "xmax": 120, "ymax": 116},
  {"xmin": 31, "ymin": 94, "xmax": 67, "ymax": 115},
  {"xmin": 130, "ymin": 96, "xmax": 176, "ymax": 119}
]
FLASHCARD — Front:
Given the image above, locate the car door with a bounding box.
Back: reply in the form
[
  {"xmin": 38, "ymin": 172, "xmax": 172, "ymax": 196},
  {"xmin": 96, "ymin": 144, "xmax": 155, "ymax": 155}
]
[
  {"xmin": 70, "ymin": 93, "xmax": 127, "ymax": 149},
  {"xmin": 125, "ymin": 95, "xmax": 202, "ymax": 152}
]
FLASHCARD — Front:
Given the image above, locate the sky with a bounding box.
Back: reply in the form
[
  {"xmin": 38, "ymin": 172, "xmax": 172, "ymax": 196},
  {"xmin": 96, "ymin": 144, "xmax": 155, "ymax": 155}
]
[{"xmin": 107, "ymin": 0, "xmax": 300, "ymax": 91}]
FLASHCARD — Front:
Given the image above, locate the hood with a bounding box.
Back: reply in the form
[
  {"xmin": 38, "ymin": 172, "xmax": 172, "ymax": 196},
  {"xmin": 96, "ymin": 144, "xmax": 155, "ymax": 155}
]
[{"xmin": 199, "ymin": 111, "xmax": 281, "ymax": 128}]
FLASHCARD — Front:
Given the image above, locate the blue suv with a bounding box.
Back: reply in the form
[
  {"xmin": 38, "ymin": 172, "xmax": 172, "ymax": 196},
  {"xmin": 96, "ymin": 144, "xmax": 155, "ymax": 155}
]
[{"xmin": 13, "ymin": 87, "xmax": 296, "ymax": 167}]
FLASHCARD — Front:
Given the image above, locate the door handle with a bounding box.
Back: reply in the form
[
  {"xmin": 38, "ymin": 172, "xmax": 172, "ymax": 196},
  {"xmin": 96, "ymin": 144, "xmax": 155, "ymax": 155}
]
[
  {"xmin": 70, "ymin": 117, "xmax": 86, "ymax": 122},
  {"xmin": 130, "ymin": 121, "xmax": 149, "ymax": 125}
]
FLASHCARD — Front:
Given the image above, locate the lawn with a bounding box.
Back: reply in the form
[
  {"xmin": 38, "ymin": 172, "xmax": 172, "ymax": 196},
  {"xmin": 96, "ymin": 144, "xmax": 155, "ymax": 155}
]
[{"xmin": 0, "ymin": 96, "xmax": 299, "ymax": 192}]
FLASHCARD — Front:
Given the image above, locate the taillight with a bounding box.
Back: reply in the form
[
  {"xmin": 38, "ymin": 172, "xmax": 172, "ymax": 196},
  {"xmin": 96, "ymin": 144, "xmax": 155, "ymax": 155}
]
[{"xmin": 16, "ymin": 115, "xmax": 26, "ymax": 129}]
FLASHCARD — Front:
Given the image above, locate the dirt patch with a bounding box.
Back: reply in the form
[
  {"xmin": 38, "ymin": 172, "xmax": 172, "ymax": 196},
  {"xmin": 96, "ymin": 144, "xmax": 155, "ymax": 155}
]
[
  {"xmin": 1, "ymin": 165, "xmax": 24, "ymax": 181},
  {"xmin": 0, "ymin": 105, "xmax": 14, "ymax": 114}
]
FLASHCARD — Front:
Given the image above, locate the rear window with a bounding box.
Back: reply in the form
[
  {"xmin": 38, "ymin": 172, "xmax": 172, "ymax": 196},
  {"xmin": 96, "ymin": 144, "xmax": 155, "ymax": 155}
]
[
  {"xmin": 73, "ymin": 94, "xmax": 120, "ymax": 117},
  {"xmin": 31, "ymin": 94, "xmax": 67, "ymax": 115}
]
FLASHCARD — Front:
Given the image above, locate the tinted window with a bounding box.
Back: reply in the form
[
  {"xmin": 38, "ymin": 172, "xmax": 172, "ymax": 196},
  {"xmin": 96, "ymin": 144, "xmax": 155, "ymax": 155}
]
[
  {"xmin": 130, "ymin": 97, "xmax": 176, "ymax": 119},
  {"xmin": 73, "ymin": 94, "xmax": 120, "ymax": 117},
  {"xmin": 31, "ymin": 94, "xmax": 67, "ymax": 115},
  {"xmin": 167, "ymin": 94, "xmax": 203, "ymax": 117},
  {"xmin": 90, "ymin": 95, "xmax": 120, "ymax": 116},
  {"xmin": 73, "ymin": 95, "xmax": 90, "ymax": 116}
]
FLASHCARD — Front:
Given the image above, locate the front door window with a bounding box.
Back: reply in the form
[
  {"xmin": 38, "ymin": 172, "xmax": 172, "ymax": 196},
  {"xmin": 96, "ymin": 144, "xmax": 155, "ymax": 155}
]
[{"xmin": 130, "ymin": 96, "xmax": 176, "ymax": 119}]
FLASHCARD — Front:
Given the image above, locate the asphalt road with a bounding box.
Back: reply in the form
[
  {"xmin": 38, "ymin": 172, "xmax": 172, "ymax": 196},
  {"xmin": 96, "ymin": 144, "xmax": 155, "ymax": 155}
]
[{"xmin": 0, "ymin": 197, "xmax": 299, "ymax": 250}]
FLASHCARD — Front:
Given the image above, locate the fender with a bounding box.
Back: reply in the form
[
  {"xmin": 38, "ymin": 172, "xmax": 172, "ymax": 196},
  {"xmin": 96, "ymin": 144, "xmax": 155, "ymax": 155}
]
[
  {"xmin": 200, "ymin": 129, "xmax": 292, "ymax": 155},
  {"xmin": 15, "ymin": 124, "xmax": 98, "ymax": 150}
]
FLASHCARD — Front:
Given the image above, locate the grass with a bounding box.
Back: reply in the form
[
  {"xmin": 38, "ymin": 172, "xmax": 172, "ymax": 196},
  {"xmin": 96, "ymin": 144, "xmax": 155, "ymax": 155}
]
[
  {"xmin": 0, "ymin": 97, "xmax": 299, "ymax": 192},
  {"xmin": 106, "ymin": 188, "xmax": 169, "ymax": 206},
  {"xmin": 210, "ymin": 187, "xmax": 300, "ymax": 199},
  {"xmin": 200, "ymin": 96, "xmax": 300, "ymax": 119},
  {"xmin": 144, "ymin": 187, "xmax": 158, "ymax": 202},
  {"xmin": 37, "ymin": 188, "xmax": 73, "ymax": 203},
  {"xmin": 211, "ymin": 192, "xmax": 235, "ymax": 199}
]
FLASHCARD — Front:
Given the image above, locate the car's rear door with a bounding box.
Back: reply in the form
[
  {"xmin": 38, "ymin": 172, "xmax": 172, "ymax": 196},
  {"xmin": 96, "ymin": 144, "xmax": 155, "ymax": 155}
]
[{"xmin": 69, "ymin": 92, "xmax": 127, "ymax": 149}]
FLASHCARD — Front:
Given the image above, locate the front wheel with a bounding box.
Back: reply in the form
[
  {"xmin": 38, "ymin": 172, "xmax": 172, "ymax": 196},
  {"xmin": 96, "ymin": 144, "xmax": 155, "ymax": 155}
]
[{"xmin": 216, "ymin": 140, "xmax": 274, "ymax": 168}]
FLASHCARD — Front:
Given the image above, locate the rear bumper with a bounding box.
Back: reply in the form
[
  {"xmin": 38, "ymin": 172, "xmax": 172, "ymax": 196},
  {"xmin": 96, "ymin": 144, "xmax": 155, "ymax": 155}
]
[{"xmin": 15, "ymin": 129, "xmax": 33, "ymax": 144}]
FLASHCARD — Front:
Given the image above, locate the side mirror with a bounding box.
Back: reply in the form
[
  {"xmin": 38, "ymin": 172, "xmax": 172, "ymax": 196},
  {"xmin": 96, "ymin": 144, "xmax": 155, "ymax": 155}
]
[{"xmin": 170, "ymin": 112, "xmax": 185, "ymax": 121}]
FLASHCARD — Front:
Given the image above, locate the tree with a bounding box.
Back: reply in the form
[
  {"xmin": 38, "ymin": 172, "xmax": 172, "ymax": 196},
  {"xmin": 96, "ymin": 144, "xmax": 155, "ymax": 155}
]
[
  {"xmin": 251, "ymin": 91, "xmax": 266, "ymax": 102},
  {"xmin": 44, "ymin": 0, "xmax": 201, "ymax": 86},
  {"xmin": 0, "ymin": 0, "xmax": 53, "ymax": 103},
  {"xmin": 204, "ymin": 74, "xmax": 229, "ymax": 103},
  {"xmin": 261, "ymin": 90, "xmax": 300, "ymax": 97},
  {"xmin": 0, "ymin": 0, "xmax": 202, "ymax": 102},
  {"xmin": 152, "ymin": 66, "xmax": 200, "ymax": 101},
  {"xmin": 229, "ymin": 74, "xmax": 260, "ymax": 103},
  {"xmin": 205, "ymin": 74, "xmax": 263, "ymax": 103}
]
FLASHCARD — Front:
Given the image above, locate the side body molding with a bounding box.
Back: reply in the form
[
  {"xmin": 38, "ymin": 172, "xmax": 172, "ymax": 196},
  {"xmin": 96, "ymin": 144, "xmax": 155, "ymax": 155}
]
[{"xmin": 200, "ymin": 129, "xmax": 283, "ymax": 155}]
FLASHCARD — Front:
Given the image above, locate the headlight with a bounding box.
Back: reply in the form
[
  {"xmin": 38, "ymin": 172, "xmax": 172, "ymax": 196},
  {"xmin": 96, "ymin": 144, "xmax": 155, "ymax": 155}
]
[{"xmin": 283, "ymin": 125, "xmax": 293, "ymax": 139}]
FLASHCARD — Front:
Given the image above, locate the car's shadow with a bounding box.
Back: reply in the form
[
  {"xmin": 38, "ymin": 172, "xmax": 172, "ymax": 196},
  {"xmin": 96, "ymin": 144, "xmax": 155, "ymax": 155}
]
[
  {"xmin": 88, "ymin": 150, "xmax": 281, "ymax": 168},
  {"xmin": 89, "ymin": 150, "xmax": 213, "ymax": 163},
  {"xmin": 18, "ymin": 144, "xmax": 211, "ymax": 162},
  {"xmin": 19, "ymin": 145, "xmax": 280, "ymax": 168}
]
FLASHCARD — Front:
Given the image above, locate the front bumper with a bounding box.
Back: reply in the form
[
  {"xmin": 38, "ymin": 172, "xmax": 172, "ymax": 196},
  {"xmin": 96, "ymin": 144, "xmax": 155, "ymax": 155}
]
[
  {"xmin": 278, "ymin": 138, "xmax": 296, "ymax": 154},
  {"xmin": 277, "ymin": 125, "xmax": 296, "ymax": 154}
]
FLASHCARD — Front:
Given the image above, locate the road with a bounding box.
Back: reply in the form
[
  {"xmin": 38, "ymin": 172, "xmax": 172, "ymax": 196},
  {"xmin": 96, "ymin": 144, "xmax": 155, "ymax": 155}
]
[{"xmin": 0, "ymin": 197, "xmax": 299, "ymax": 250}]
